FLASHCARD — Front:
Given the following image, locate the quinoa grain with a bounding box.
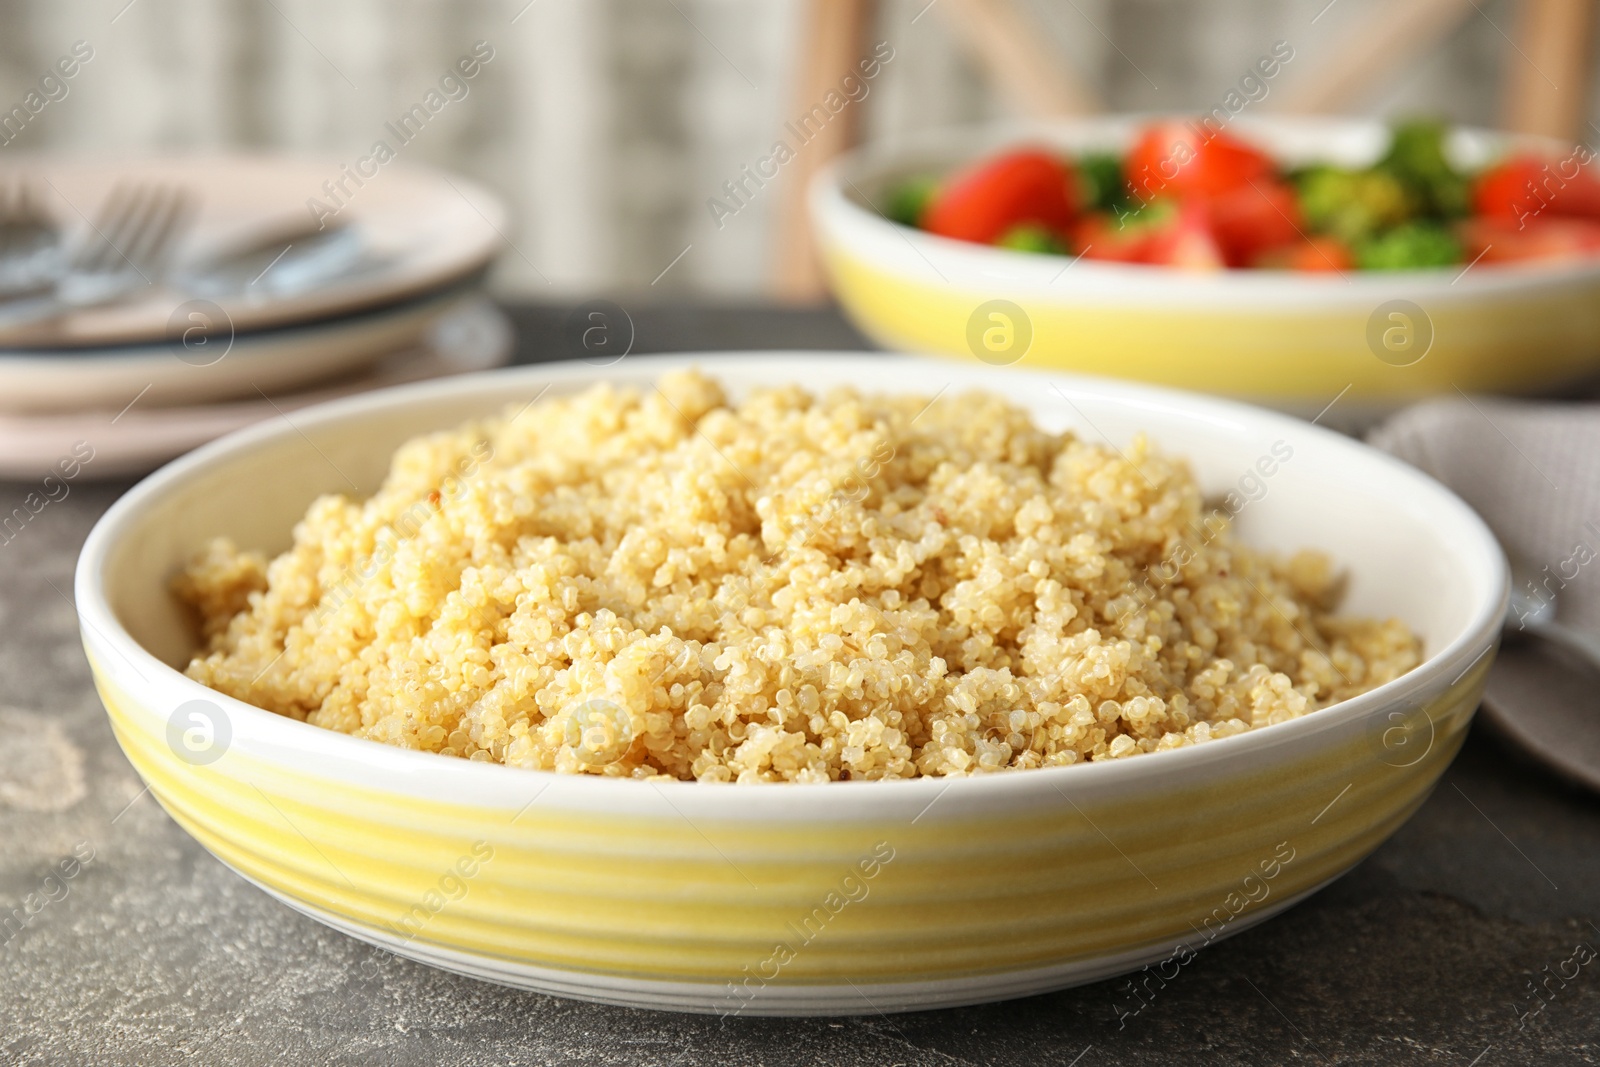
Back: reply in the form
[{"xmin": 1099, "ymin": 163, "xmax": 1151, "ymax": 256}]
[{"xmin": 178, "ymin": 371, "xmax": 1420, "ymax": 782}]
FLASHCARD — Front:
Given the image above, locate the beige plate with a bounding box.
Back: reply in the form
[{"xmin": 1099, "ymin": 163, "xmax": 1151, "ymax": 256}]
[
  {"xmin": 0, "ymin": 295, "xmax": 512, "ymax": 481},
  {"xmin": 0, "ymin": 154, "xmax": 504, "ymax": 349},
  {"xmin": 0, "ymin": 284, "xmax": 492, "ymax": 414}
]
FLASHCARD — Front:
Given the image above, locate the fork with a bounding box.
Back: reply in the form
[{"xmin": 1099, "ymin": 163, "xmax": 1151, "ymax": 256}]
[
  {"xmin": 56, "ymin": 182, "xmax": 195, "ymax": 307},
  {"xmin": 0, "ymin": 181, "xmax": 62, "ymax": 299},
  {"xmin": 0, "ymin": 182, "xmax": 195, "ymax": 327}
]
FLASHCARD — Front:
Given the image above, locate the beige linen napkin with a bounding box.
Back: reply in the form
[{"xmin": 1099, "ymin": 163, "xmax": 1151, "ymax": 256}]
[{"xmin": 1369, "ymin": 398, "xmax": 1600, "ymax": 635}]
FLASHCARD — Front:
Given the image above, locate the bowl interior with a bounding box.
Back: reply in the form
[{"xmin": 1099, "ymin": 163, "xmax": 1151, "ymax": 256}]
[{"xmin": 94, "ymin": 355, "xmax": 1502, "ymax": 691}]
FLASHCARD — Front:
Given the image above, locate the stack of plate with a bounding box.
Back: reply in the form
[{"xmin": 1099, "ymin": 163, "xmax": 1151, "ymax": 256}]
[{"xmin": 0, "ymin": 157, "xmax": 513, "ymax": 479}]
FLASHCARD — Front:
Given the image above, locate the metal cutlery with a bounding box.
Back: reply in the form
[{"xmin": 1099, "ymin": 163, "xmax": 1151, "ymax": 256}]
[
  {"xmin": 0, "ymin": 181, "xmax": 62, "ymax": 299},
  {"xmin": 1504, "ymin": 563, "xmax": 1600, "ymax": 667},
  {"xmin": 0, "ymin": 181, "xmax": 195, "ymax": 327},
  {"xmin": 56, "ymin": 182, "xmax": 194, "ymax": 306},
  {"xmin": 1481, "ymin": 559, "xmax": 1600, "ymax": 793},
  {"xmin": 175, "ymin": 217, "xmax": 367, "ymax": 301}
]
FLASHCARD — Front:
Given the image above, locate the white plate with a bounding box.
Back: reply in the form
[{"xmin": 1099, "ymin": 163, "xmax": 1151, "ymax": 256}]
[
  {"xmin": 0, "ymin": 155, "xmax": 504, "ymax": 349},
  {"xmin": 0, "ymin": 295, "xmax": 512, "ymax": 480},
  {"xmin": 0, "ymin": 284, "xmax": 488, "ymax": 414}
]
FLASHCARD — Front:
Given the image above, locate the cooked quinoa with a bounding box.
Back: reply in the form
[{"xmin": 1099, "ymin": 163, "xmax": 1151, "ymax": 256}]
[{"xmin": 178, "ymin": 370, "xmax": 1420, "ymax": 782}]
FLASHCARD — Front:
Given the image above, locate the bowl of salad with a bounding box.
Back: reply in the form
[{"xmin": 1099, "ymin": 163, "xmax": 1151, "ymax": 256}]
[{"xmin": 811, "ymin": 115, "xmax": 1600, "ymax": 416}]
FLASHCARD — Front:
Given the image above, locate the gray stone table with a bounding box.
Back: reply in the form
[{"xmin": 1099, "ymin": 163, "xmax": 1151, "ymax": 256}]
[{"xmin": 3, "ymin": 303, "xmax": 1598, "ymax": 1066}]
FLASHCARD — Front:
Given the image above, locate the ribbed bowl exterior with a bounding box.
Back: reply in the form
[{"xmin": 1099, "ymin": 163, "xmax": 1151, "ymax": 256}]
[
  {"xmin": 87, "ymin": 647, "xmax": 1489, "ymax": 1014},
  {"xmin": 818, "ymin": 244, "xmax": 1600, "ymax": 404}
]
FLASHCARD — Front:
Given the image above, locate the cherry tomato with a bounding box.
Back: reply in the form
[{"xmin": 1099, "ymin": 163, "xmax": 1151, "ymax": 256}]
[
  {"xmin": 1253, "ymin": 235, "xmax": 1355, "ymax": 272},
  {"xmin": 1206, "ymin": 180, "xmax": 1304, "ymax": 267},
  {"xmin": 1139, "ymin": 200, "xmax": 1226, "ymax": 270},
  {"xmin": 1075, "ymin": 200, "xmax": 1226, "ymax": 270},
  {"xmin": 1473, "ymin": 153, "xmax": 1600, "ymax": 222},
  {"xmin": 1473, "ymin": 156, "xmax": 1544, "ymax": 220},
  {"xmin": 922, "ymin": 148, "xmax": 1079, "ymax": 245},
  {"xmin": 1124, "ymin": 122, "xmax": 1274, "ymax": 203},
  {"xmin": 1458, "ymin": 214, "xmax": 1600, "ymax": 264},
  {"xmin": 1073, "ymin": 211, "xmax": 1157, "ymax": 263}
]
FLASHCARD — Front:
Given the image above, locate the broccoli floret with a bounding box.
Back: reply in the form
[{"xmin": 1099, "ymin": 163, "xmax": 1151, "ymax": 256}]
[
  {"xmin": 1078, "ymin": 152, "xmax": 1130, "ymax": 213},
  {"xmin": 1379, "ymin": 119, "xmax": 1470, "ymax": 218},
  {"xmin": 1115, "ymin": 198, "xmax": 1177, "ymax": 232},
  {"xmin": 995, "ymin": 224, "xmax": 1068, "ymax": 255},
  {"xmin": 1296, "ymin": 166, "xmax": 1415, "ymax": 244},
  {"xmin": 883, "ymin": 175, "xmax": 939, "ymax": 228},
  {"xmin": 1355, "ymin": 221, "xmax": 1462, "ymax": 270}
]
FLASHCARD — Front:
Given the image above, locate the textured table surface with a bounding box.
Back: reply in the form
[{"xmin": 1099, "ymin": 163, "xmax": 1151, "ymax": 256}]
[{"xmin": 3, "ymin": 303, "xmax": 1598, "ymax": 1067}]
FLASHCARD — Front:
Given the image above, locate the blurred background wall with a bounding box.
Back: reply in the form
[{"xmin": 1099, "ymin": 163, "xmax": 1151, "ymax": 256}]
[{"xmin": 0, "ymin": 0, "xmax": 1580, "ymax": 297}]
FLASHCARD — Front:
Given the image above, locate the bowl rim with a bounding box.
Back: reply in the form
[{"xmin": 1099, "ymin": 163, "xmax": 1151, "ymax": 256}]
[
  {"xmin": 812, "ymin": 112, "xmax": 1600, "ymax": 298},
  {"xmin": 74, "ymin": 351, "xmax": 1509, "ymax": 806}
]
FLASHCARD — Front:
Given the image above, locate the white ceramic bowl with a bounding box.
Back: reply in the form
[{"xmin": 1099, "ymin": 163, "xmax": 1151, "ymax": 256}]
[{"xmin": 76, "ymin": 354, "xmax": 1506, "ymax": 1015}]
